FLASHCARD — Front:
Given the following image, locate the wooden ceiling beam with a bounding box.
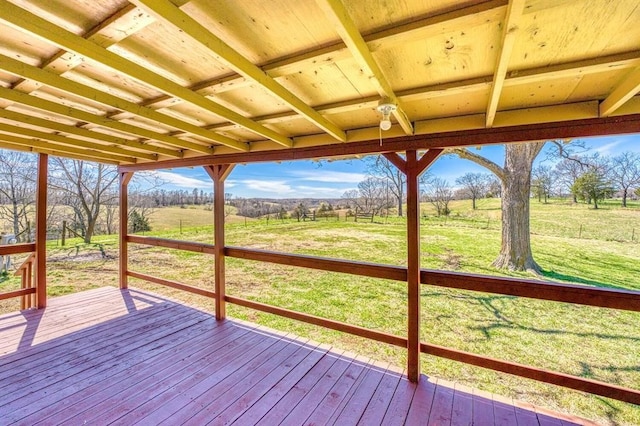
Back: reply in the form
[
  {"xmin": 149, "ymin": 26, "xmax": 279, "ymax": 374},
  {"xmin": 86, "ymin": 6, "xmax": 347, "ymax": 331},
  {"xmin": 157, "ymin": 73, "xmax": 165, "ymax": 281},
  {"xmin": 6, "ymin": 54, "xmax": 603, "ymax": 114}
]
[
  {"xmin": 0, "ymin": 54, "xmax": 227, "ymax": 154},
  {"xmin": 0, "ymin": 87, "xmax": 186, "ymax": 158},
  {"xmin": 506, "ymin": 50, "xmax": 640, "ymax": 86},
  {"xmin": 131, "ymin": 0, "xmax": 346, "ymax": 143},
  {"xmin": 11, "ymin": 4, "xmax": 155, "ymax": 94},
  {"xmin": 599, "ymin": 67, "xmax": 640, "ymax": 117},
  {"xmin": 316, "ymin": 0, "xmax": 413, "ymax": 135},
  {"xmin": 0, "ymin": 108, "xmax": 172, "ymax": 158},
  {"xmin": 0, "ymin": 133, "xmax": 135, "ymax": 163},
  {"xmin": 0, "ymin": 0, "xmax": 285, "ymax": 149},
  {"xmin": 119, "ymin": 113, "xmax": 640, "ymax": 172},
  {"xmin": 160, "ymin": 0, "xmax": 507, "ymax": 98},
  {"xmin": 0, "ymin": 141, "xmax": 120, "ymax": 165},
  {"xmin": 202, "ymin": 49, "xmax": 640, "ymax": 133},
  {"xmin": 485, "ymin": 0, "xmax": 526, "ymax": 127},
  {"xmin": 0, "ymin": 121, "xmax": 153, "ymax": 161}
]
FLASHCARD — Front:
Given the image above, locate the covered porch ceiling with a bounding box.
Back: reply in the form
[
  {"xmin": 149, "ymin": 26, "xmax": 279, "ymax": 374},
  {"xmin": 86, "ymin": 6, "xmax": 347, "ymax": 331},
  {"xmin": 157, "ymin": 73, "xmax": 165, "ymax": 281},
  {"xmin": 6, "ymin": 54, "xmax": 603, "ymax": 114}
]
[{"xmin": 0, "ymin": 0, "xmax": 639, "ymax": 167}]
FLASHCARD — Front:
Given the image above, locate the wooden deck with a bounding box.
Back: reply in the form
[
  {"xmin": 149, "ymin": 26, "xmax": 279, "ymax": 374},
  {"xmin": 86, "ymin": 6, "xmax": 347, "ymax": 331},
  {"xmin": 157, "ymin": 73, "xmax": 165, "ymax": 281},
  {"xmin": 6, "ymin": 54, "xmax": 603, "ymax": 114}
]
[{"xmin": 0, "ymin": 287, "xmax": 595, "ymax": 425}]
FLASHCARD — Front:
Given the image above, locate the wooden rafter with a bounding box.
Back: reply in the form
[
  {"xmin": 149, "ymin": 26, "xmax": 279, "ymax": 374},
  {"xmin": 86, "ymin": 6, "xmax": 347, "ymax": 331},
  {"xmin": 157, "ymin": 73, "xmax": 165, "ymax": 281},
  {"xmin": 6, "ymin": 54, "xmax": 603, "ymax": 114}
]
[
  {"xmin": 0, "ymin": 133, "xmax": 135, "ymax": 163},
  {"xmin": 0, "ymin": 108, "xmax": 167, "ymax": 159},
  {"xmin": 169, "ymin": 0, "xmax": 508, "ymax": 97},
  {"xmin": 0, "ymin": 121, "xmax": 152, "ymax": 161},
  {"xmin": 11, "ymin": 4, "xmax": 155, "ymax": 94},
  {"xmin": 208, "ymin": 49, "xmax": 640, "ymax": 132},
  {"xmin": 485, "ymin": 0, "xmax": 526, "ymax": 127},
  {"xmin": 0, "ymin": 87, "xmax": 185, "ymax": 158},
  {"xmin": 131, "ymin": 0, "xmax": 346, "ymax": 143},
  {"xmin": 0, "ymin": 141, "xmax": 120, "ymax": 165},
  {"xmin": 600, "ymin": 67, "xmax": 640, "ymax": 117},
  {"xmin": 316, "ymin": 0, "xmax": 413, "ymax": 134},
  {"xmin": 0, "ymin": 0, "xmax": 286, "ymax": 149},
  {"xmin": 0, "ymin": 54, "xmax": 223, "ymax": 154}
]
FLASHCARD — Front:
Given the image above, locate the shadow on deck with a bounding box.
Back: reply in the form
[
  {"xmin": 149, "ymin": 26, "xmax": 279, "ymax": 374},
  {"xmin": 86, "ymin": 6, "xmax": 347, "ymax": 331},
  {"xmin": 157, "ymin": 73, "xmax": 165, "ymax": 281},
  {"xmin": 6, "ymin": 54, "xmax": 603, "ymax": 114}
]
[{"xmin": 0, "ymin": 287, "xmax": 595, "ymax": 425}]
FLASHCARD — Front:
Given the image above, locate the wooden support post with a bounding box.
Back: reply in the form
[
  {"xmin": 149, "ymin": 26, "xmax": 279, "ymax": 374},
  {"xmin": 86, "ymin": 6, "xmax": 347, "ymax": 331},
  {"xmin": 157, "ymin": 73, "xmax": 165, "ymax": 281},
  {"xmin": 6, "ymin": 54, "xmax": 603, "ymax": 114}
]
[
  {"xmin": 384, "ymin": 149, "xmax": 443, "ymax": 382},
  {"xmin": 405, "ymin": 150, "xmax": 421, "ymax": 382},
  {"xmin": 204, "ymin": 164, "xmax": 234, "ymax": 320},
  {"xmin": 35, "ymin": 153, "xmax": 48, "ymax": 309},
  {"xmin": 119, "ymin": 171, "xmax": 133, "ymax": 289}
]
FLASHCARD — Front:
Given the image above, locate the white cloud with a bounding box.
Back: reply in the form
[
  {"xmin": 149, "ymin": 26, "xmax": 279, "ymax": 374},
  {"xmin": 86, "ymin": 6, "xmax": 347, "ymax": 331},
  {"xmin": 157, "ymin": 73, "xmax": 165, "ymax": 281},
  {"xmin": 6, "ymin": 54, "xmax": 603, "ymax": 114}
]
[
  {"xmin": 294, "ymin": 185, "xmax": 355, "ymax": 197},
  {"xmin": 242, "ymin": 179, "xmax": 294, "ymax": 194},
  {"xmin": 152, "ymin": 171, "xmax": 212, "ymax": 189},
  {"xmin": 290, "ymin": 170, "xmax": 365, "ymax": 183},
  {"xmin": 593, "ymin": 140, "xmax": 623, "ymax": 155}
]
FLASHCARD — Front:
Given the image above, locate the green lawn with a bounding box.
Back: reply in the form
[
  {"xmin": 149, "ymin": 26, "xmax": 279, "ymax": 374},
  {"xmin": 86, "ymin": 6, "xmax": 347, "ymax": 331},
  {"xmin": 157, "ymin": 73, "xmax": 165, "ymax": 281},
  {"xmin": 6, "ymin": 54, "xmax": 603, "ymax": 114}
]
[{"xmin": 3, "ymin": 199, "xmax": 638, "ymax": 425}]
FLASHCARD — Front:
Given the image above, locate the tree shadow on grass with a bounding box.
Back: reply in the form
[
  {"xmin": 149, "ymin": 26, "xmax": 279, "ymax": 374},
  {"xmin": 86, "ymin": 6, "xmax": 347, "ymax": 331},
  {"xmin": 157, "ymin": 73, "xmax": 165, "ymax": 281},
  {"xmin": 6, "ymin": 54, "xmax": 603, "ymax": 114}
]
[
  {"xmin": 540, "ymin": 270, "xmax": 613, "ymax": 288},
  {"xmin": 421, "ymin": 289, "xmax": 640, "ymax": 342}
]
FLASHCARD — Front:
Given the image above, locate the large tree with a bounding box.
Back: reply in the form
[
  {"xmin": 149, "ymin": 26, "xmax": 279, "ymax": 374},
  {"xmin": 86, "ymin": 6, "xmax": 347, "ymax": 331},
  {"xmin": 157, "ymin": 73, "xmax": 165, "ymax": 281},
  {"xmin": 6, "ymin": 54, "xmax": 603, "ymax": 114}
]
[
  {"xmin": 455, "ymin": 172, "xmax": 491, "ymax": 209},
  {"xmin": 610, "ymin": 152, "xmax": 640, "ymax": 207},
  {"xmin": 0, "ymin": 151, "xmax": 37, "ymax": 242},
  {"xmin": 450, "ymin": 142, "xmax": 545, "ymax": 272},
  {"xmin": 367, "ymin": 156, "xmax": 406, "ymax": 216},
  {"xmin": 50, "ymin": 158, "xmax": 118, "ymax": 243}
]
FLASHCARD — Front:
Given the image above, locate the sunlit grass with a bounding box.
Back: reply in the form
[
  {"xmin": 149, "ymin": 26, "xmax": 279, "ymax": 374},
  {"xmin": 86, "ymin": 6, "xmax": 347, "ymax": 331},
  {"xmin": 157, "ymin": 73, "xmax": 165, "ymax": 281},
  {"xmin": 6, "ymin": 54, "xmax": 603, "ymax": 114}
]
[{"xmin": 7, "ymin": 199, "xmax": 637, "ymax": 425}]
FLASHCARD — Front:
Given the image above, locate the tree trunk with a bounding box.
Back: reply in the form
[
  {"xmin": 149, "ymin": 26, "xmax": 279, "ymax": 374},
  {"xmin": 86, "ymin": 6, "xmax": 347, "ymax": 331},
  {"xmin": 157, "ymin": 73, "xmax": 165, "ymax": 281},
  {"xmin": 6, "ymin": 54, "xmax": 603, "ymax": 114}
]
[
  {"xmin": 472, "ymin": 196, "xmax": 476, "ymax": 210},
  {"xmin": 492, "ymin": 145, "xmax": 541, "ymax": 273}
]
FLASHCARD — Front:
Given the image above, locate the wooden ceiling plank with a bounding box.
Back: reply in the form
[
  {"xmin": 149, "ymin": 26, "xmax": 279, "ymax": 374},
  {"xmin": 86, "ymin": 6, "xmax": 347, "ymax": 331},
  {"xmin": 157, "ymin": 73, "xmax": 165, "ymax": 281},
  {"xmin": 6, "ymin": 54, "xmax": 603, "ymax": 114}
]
[
  {"xmin": 0, "ymin": 86, "xmax": 188, "ymax": 157},
  {"xmin": 316, "ymin": 0, "xmax": 413, "ymax": 135},
  {"xmin": 162, "ymin": 0, "xmax": 508, "ymax": 98},
  {"xmin": 0, "ymin": 0, "xmax": 284, "ymax": 149},
  {"xmin": 599, "ymin": 67, "xmax": 640, "ymax": 117},
  {"xmin": 0, "ymin": 53, "xmax": 232, "ymax": 154},
  {"xmin": 0, "ymin": 141, "xmax": 121, "ymax": 165},
  {"xmin": 12, "ymin": 4, "xmax": 155, "ymax": 94},
  {"xmin": 0, "ymin": 108, "xmax": 172, "ymax": 158},
  {"xmin": 506, "ymin": 50, "xmax": 640, "ymax": 87},
  {"xmin": 0, "ymin": 121, "xmax": 153, "ymax": 161},
  {"xmin": 0, "ymin": 133, "xmax": 135, "ymax": 163},
  {"xmin": 131, "ymin": 0, "xmax": 345, "ymax": 143},
  {"xmin": 485, "ymin": 0, "xmax": 526, "ymax": 127}
]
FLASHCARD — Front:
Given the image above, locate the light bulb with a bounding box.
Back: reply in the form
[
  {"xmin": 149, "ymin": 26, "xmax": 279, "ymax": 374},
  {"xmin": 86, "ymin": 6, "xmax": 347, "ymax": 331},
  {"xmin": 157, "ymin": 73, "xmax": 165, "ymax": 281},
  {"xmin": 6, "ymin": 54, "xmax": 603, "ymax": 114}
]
[{"xmin": 380, "ymin": 118, "xmax": 392, "ymax": 131}]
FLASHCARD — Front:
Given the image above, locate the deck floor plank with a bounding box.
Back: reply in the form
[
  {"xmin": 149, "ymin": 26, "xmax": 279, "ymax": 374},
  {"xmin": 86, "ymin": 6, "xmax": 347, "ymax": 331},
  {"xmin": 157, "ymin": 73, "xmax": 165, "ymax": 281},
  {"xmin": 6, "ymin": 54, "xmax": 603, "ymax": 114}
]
[
  {"xmin": 30, "ymin": 319, "xmax": 246, "ymax": 425},
  {"xmin": 0, "ymin": 287, "xmax": 593, "ymax": 426}
]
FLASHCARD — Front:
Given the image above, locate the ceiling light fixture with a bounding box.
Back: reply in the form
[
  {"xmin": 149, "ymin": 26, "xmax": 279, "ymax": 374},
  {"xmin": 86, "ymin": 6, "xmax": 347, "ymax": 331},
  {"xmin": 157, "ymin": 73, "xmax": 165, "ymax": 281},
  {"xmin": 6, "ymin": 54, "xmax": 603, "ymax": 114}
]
[{"xmin": 376, "ymin": 101, "xmax": 397, "ymax": 131}]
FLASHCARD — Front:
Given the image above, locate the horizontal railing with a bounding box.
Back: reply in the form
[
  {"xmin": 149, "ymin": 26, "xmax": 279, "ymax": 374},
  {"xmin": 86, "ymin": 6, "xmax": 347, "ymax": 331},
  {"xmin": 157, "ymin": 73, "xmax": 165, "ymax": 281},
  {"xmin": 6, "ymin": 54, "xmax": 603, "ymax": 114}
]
[
  {"xmin": 126, "ymin": 235, "xmax": 640, "ymax": 404},
  {"xmin": 0, "ymin": 243, "xmax": 36, "ymax": 305}
]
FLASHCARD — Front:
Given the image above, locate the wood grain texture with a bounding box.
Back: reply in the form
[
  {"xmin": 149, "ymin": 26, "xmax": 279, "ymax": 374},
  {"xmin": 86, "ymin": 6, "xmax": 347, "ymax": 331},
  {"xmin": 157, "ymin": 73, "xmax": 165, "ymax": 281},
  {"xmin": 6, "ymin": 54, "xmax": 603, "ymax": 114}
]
[{"xmin": 0, "ymin": 287, "xmax": 596, "ymax": 425}]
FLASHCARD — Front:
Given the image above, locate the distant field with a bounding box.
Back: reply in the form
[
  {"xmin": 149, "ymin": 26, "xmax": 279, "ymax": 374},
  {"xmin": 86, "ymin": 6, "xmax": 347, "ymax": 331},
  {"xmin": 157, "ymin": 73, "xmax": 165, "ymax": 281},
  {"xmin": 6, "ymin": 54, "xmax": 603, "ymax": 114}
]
[{"xmin": 1, "ymin": 198, "xmax": 638, "ymax": 425}]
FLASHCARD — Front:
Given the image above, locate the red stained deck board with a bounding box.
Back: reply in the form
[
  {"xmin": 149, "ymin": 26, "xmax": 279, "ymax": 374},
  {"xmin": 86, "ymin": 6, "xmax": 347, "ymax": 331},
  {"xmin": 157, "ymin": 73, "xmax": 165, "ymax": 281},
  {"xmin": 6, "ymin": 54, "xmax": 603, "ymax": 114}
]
[
  {"xmin": 253, "ymin": 349, "xmax": 346, "ymax": 425},
  {"xmin": 451, "ymin": 382, "xmax": 474, "ymax": 426},
  {"xmin": 303, "ymin": 355, "xmax": 371, "ymax": 426},
  {"xmin": 357, "ymin": 365, "xmax": 403, "ymax": 424},
  {"xmin": 405, "ymin": 375, "xmax": 437, "ymax": 425},
  {"xmin": 427, "ymin": 380, "xmax": 455, "ymax": 425},
  {"xmin": 210, "ymin": 340, "xmax": 327, "ymax": 425},
  {"xmin": 0, "ymin": 287, "xmax": 596, "ymax": 426},
  {"xmin": 29, "ymin": 319, "xmax": 249, "ymax": 425},
  {"xmin": 278, "ymin": 354, "xmax": 354, "ymax": 426},
  {"xmin": 176, "ymin": 335, "xmax": 304, "ymax": 424},
  {"xmin": 139, "ymin": 332, "xmax": 292, "ymax": 424}
]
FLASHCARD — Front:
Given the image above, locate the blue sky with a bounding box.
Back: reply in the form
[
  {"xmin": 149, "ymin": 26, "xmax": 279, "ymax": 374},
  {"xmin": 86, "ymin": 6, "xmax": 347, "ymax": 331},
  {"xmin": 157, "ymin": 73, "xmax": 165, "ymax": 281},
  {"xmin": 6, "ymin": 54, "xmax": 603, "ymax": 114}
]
[{"xmin": 150, "ymin": 134, "xmax": 640, "ymax": 198}]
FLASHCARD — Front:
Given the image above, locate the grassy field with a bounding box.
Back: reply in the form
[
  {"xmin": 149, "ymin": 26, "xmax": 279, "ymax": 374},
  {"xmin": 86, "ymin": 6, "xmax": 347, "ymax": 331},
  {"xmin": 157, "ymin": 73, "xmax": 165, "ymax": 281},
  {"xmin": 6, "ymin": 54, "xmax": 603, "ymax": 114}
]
[{"xmin": 1, "ymin": 198, "xmax": 638, "ymax": 424}]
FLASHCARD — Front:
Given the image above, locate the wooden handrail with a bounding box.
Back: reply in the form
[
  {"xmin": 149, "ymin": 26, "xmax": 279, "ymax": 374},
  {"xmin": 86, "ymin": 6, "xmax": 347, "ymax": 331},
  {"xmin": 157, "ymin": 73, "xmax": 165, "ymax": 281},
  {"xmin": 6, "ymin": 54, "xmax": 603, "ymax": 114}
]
[
  {"xmin": 15, "ymin": 253, "xmax": 35, "ymax": 309},
  {"xmin": 126, "ymin": 241, "xmax": 640, "ymax": 403},
  {"xmin": 127, "ymin": 235, "xmax": 215, "ymax": 254},
  {"xmin": 421, "ymin": 343, "xmax": 640, "ymax": 405},
  {"xmin": 225, "ymin": 246, "xmax": 640, "ymax": 312},
  {"xmin": 0, "ymin": 243, "xmax": 35, "ymax": 256}
]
